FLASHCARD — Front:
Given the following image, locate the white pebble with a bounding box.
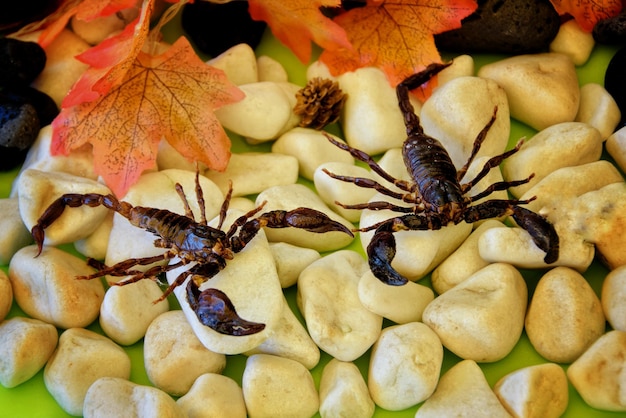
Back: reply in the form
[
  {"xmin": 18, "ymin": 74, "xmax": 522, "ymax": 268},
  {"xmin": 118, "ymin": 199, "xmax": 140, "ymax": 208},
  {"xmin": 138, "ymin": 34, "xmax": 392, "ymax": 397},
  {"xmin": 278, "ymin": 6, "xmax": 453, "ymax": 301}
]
[
  {"xmin": 369, "ymin": 322, "xmax": 443, "ymax": 410},
  {"xmin": 319, "ymin": 359, "xmax": 374, "ymax": 418},
  {"xmin": 9, "ymin": 245, "xmax": 105, "ymax": 329},
  {"xmin": 257, "ymin": 55, "xmax": 288, "ymax": 82},
  {"xmin": 602, "ymin": 265, "xmax": 626, "ymax": 332},
  {"xmin": 549, "ymin": 19, "xmax": 595, "ymax": 65},
  {"xmin": 606, "ymin": 126, "xmax": 626, "ymax": 173},
  {"xmin": 420, "ymin": 76, "xmax": 510, "ymax": 169},
  {"xmin": 242, "ymin": 354, "xmax": 319, "ymax": 418},
  {"xmin": 298, "ymin": 250, "xmax": 382, "ymax": 362},
  {"xmin": 177, "ymin": 373, "xmax": 246, "ymax": 418},
  {"xmin": 74, "ymin": 211, "xmax": 113, "ymax": 260},
  {"xmin": 436, "ymin": 55, "xmax": 475, "ymax": 86},
  {"xmin": 71, "ymin": 7, "xmax": 137, "ymax": 45},
  {"xmin": 99, "ymin": 279, "xmax": 169, "ymax": 346},
  {"xmin": 525, "ymin": 267, "xmax": 605, "ymax": 363},
  {"xmin": 268, "ymin": 242, "xmax": 321, "ymax": 288},
  {"xmin": 0, "ymin": 270, "xmax": 11, "ymax": 322},
  {"xmin": 0, "ymin": 198, "xmax": 31, "ymax": 265},
  {"xmin": 0, "ymin": 317, "xmax": 58, "ymax": 388},
  {"xmin": 44, "ymin": 328, "xmax": 131, "ymax": 416},
  {"xmin": 423, "ymin": 263, "xmax": 527, "ymax": 362},
  {"xmin": 272, "ymin": 128, "xmax": 354, "ymax": 180},
  {"xmin": 207, "ymin": 43, "xmax": 258, "ymax": 85},
  {"xmin": 478, "ymin": 53, "xmax": 580, "ymax": 131},
  {"xmin": 575, "ymin": 83, "xmax": 621, "ymax": 139},
  {"xmin": 144, "ymin": 311, "xmax": 226, "ymax": 396}
]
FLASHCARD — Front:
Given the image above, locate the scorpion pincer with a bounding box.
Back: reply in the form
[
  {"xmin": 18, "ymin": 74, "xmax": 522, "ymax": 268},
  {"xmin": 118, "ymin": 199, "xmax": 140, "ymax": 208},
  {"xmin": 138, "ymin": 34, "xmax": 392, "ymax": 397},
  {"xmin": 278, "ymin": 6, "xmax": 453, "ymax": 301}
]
[
  {"xmin": 31, "ymin": 171, "xmax": 353, "ymax": 336},
  {"xmin": 323, "ymin": 62, "xmax": 559, "ymax": 286}
]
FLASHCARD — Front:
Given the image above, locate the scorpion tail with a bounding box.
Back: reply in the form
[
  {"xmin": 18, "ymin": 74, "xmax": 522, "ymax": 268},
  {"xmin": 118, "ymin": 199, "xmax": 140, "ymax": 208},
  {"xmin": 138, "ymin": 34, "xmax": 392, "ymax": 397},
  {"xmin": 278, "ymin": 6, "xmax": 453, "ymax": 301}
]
[
  {"xmin": 186, "ymin": 282, "xmax": 265, "ymax": 336},
  {"xmin": 511, "ymin": 206, "xmax": 560, "ymax": 264},
  {"xmin": 367, "ymin": 229, "xmax": 408, "ymax": 286}
]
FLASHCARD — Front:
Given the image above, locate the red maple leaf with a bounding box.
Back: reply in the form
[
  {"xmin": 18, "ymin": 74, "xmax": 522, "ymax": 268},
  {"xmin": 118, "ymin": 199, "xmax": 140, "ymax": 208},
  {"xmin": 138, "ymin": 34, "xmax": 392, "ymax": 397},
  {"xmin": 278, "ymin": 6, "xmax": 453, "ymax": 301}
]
[
  {"xmin": 550, "ymin": 0, "xmax": 623, "ymax": 32},
  {"xmin": 51, "ymin": 36, "xmax": 245, "ymax": 197},
  {"xmin": 320, "ymin": 0, "xmax": 477, "ymax": 91},
  {"xmin": 248, "ymin": 0, "xmax": 352, "ymax": 63}
]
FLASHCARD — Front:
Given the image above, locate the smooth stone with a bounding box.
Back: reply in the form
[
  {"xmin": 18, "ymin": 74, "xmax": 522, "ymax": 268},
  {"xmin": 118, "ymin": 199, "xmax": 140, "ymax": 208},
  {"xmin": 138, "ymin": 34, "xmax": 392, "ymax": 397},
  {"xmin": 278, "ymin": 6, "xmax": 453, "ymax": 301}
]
[
  {"xmin": 369, "ymin": 322, "xmax": 443, "ymax": 410},
  {"xmin": 0, "ymin": 198, "xmax": 31, "ymax": 265},
  {"xmin": 525, "ymin": 267, "xmax": 605, "ymax": 363},
  {"xmin": 242, "ymin": 354, "xmax": 319, "ymax": 418},
  {"xmin": 550, "ymin": 19, "xmax": 595, "ymax": 65},
  {"xmin": 105, "ymin": 169, "xmax": 224, "ymax": 281},
  {"xmin": 518, "ymin": 160, "xmax": 624, "ymax": 214},
  {"xmin": 215, "ymin": 81, "xmax": 300, "ymax": 142},
  {"xmin": 9, "ymin": 245, "xmax": 105, "ymax": 329},
  {"xmin": 177, "ymin": 373, "xmax": 247, "ymax": 418},
  {"xmin": 0, "ymin": 270, "xmax": 11, "ymax": 322},
  {"xmin": 604, "ymin": 46, "xmax": 626, "ymax": 128},
  {"xmin": 144, "ymin": 311, "xmax": 226, "ymax": 396},
  {"xmin": 567, "ymin": 330, "xmax": 626, "ymax": 411},
  {"xmin": 17, "ymin": 168, "xmax": 112, "ymax": 246},
  {"xmin": 336, "ymin": 66, "xmax": 408, "ymax": 155},
  {"xmin": 359, "ymin": 191, "xmax": 472, "ymax": 281},
  {"xmin": 206, "ymin": 43, "xmax": 258, "ymax": 86},
  {"xmin": 204, "ymin": 152, "xmax": 299, "ymax": 196},
  {"xmin": 575, "ymin": 83, "xmax": 621, "ymax": 139},
  {"xmin": 478, "ymin": 53, "xmax": 580, "ymax": 131},
  {"xmin": 19, "ymin": 125, "xmax": 97, "ymax": 181},
  {"xmin": 415, "ymin": 359, "xmax": 512, "ymax": 418},
  {"xmin": 314, "ymin": 161, "xmax": 378, "ymax": 223},
  {"xmin": 0, "ymin": 317, "xmax": 58, "ymax": 388},
  {"xmin": 358, "ymin": 270, "xmax": 434, "ymax": 324},
  {"xmin": 434, "ymin": 0, "xmax": 560, "ymax": 54},
  {"xmin": 502, "ymin": 122, "xmax": 603, "ymax": 198},
  {"xmin": 436, "ymin": 55, "xmax": 475, "ymax": 86},
  {"xmin": 319, "ymin": 359, "xmax": 375, "ymax": 418},
  {"xmin": 494, "ymin": 363, "xmax": 569, "ymax": 418},
  {"xmin": 44, "ymin": 328, "xmax": 131, "ymax": 416},
  {"xmin": 0, "ymin": 38, "xmax": 46, "ymax": 85},
  {"xmin": 607, "ymin": 126, "xmax": 626, "ymax": 172},
  {"xmin": 244, "ymin": 295, "xmax": 321, "ymax": 370},
  {"xmin": 70, "ymin": 7, "xmax": 136, "ymax": 45},
  {"xmin": 272, "ymin": 127, "xmax": 354, "ymax": 181},
  {"xmin": 268, "ymin": 242, "xmax": 321, "ymax": 288},
  {"xmin": 423, "ymin": 263, "xmax": 527, "ymax": 362},
  {"xmin": 431, "ymin": 219, "xmax": 507, "ymax": 294},
  {"xmin": 602, "ymin": 265, "xmax": 626, "ymax": 332},
  {"xmin": 255, "ymin": 184, "xmax": 354, "ymax": 252},
  {"xmin": 99, "ymin": 279, "xmax": 169, "ymax": 346},
  {"xmin": 83, "ymin": 376, "xmax": 185, "ymax": 418},
  {"xmin": 257, "ymin": 55, "xmax": 288, "ymax": 82},
  {"xmin": 167, "ymin": 210, "xmax": 283, "ymax": 355},
  {"xmin": 74, "ymin": 211, "xmax": 113, "ymax": 260},
  {"xmin": 297, "ymin": 250, "xmax": 382, "ymax": 362},
  {"xmin": 420, "ymin": 76, "xmax": 510, "ymax": 169}
]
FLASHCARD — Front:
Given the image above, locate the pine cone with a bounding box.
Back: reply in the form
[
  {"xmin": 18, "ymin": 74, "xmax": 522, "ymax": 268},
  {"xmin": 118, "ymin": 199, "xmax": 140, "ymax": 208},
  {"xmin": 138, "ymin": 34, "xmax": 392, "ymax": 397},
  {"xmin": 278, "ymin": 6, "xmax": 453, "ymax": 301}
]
[{"xmin": 293, "ymin": 77, "xmax": 347, "ymax": 130}]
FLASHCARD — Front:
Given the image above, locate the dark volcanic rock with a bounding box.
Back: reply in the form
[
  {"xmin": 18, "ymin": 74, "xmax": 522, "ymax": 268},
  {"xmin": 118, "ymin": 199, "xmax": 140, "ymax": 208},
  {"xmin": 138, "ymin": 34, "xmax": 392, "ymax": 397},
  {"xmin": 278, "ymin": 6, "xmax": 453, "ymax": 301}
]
[
  {"xmin": 181, "ymin": 1, "xmax": 267, "ymax": 58},
  {"xmin": 0, "ymin": 96, "xmax": 40, "ymax": 150},
  {"xmin": 0, "ymin": 38, "xmax": 47, "ymax": 86},
  {"xmin": 605, "ymin": 46, "xmax": 626, "ymax": 128},
  {"xmin": 594, "ymin": 10, "xmax": 626, "ymax": 45},
  {"xmin": 435, "ymin": 0, "xmax": 561, "ymax": 54}
]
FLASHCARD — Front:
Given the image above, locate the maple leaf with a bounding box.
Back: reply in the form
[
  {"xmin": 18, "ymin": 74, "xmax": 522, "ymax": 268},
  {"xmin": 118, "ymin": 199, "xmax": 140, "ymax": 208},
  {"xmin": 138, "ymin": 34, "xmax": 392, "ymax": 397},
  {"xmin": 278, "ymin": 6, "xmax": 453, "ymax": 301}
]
[
  {"xmin": 549, "ymin": 0, "xmax": 623, "ymax": 32},
  {"xmin": 51, "ymin": 36, "xmax": 245, "ymax": 197},
  {"xmin": 319, "ymin": 0, "xmax": 477, "ymax": 91},
  {"xmin": 248, "ymin": 0, "xmax": 352, "ymax": 63}
]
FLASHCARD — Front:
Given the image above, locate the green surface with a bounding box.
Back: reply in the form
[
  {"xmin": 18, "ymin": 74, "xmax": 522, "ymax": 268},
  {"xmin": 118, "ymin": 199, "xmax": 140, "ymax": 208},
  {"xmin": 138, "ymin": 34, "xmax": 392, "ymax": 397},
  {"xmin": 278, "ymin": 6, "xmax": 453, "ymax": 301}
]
[{"xmin": 1, "ymin": 13, "xmax": 625, "ymax": 418}]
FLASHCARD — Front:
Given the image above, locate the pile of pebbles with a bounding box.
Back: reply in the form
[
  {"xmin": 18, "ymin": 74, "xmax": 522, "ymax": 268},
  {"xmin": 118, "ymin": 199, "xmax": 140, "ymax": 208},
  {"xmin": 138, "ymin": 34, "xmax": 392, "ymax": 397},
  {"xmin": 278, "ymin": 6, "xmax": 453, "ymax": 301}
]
[{"xmin": 2, "ymin": 2, "xmax": 626, "ymax": 417}]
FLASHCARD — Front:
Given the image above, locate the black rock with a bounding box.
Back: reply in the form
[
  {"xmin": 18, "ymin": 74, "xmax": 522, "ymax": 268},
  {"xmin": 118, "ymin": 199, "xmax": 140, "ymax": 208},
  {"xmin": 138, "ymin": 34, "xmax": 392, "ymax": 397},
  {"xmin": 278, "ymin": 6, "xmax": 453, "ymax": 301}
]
[
  {"xmin": 2, "ymin": 86, "xmax": 59, "ymax": 126},
  {"xmin": 0, "ymin": 38, "xmax": 47, "ymax": 86},
  {"xmin": 594, "ymin": 10, "xmax": 626, "ymax": 45},
  {"xmin": 605, "ymin": 46, "xmax": 626, "ymax": 129},
  {"xmin": 434, "ymin": 0, "xmax": 561, "ymax": 54},
  {"xmin": 0, "ymin": 146, "xmax": 29, "ymax": 171},
  {"xmin": 0, "ymin": 96, "xmax": 40, "ymax": 150},
  {"xmin": 0, "ymin": 0, "xmax": 60, "ymax": 34},
  {"xmin": 181, "ymin": 1, "xmax": 267, "ymax": 58}
]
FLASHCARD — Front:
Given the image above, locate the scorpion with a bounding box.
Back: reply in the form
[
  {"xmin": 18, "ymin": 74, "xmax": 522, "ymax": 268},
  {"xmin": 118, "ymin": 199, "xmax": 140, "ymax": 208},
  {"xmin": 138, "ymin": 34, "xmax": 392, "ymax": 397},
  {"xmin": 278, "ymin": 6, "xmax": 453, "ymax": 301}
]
[
  {"xmin": 31, "ymin": 171, "xmax": 353, "ymax": 336},
  {"xmin": 323, "ymin": 62, "xmax": 559, "ymax": 286}
]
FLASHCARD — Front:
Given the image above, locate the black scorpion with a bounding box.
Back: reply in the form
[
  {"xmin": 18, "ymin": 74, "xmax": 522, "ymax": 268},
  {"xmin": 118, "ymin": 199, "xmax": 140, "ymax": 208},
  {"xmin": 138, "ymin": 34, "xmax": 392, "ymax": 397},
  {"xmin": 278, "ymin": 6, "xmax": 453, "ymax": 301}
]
[{"xmin": 323, "ymin": 62, "xmax": 559, "ymax": 286}]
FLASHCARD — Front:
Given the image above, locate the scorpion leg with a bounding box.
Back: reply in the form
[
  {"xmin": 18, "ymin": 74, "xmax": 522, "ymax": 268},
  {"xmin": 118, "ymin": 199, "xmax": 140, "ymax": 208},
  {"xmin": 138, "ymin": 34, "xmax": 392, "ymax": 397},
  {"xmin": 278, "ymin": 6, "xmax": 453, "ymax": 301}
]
[
  {"xmin": 465, "ymin": 200, "xmax": 559, "ymax": 264},
  {"xmin": 455, "ymin": 107, "xmax": 498, "ymax": 183},
  {"xmin": 460, "ymin": 140, "xmax": 525, "ymax": 194},
  {"xmin": 365, "ymin": 214, "xmax": 444, "ymax": 286},
  {"xmin": 186, "ymin": 279, "xmax": 265, "ymax": 336}
]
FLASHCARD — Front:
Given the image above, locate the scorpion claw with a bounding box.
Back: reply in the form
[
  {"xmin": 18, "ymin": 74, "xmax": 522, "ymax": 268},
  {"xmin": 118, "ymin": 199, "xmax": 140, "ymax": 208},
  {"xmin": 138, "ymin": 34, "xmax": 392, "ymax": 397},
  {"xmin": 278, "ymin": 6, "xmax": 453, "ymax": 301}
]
[
  {"xmin": 283, "ymin": 208, "xmax": 354, "ymax": 236},
  {"xmin": 186, "ymin": 281, "xmax": 265, "ymax": 336},
  {"xmin": 367, "ymin": 229, "xmax": 408, "ymax": 286},
  {"xmin": 31, "ymin": 225, "xmax": 45, "ymax": 256}
]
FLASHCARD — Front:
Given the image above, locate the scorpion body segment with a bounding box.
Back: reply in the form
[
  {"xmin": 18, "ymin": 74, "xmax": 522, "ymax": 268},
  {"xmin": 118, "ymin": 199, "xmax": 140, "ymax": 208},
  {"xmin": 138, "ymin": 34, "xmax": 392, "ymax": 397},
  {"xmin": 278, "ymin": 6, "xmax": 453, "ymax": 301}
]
[
  {"xmin": 324, "ymin": 62, "xmax": 560, "ymax": 286},
  {"xmin": 31, "ymin": 171, "xmax": 353, "ymax": 336}
]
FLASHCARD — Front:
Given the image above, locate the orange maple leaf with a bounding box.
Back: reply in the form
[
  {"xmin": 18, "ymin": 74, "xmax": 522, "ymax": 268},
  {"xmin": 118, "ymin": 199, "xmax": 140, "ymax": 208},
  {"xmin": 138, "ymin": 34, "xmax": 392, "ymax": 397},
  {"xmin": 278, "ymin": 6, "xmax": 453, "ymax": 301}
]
[
  {"xmin": 320, "ymin": 0, "xmax": 477, "ymax": 90},
  {"xmin": 51, "ymin": 36, "xmax": 245, "ymax": 197},
  {"xmin": 549, "ymin": 0, "xmax": 623, "ymax": 32},
  {"xmin": 248, "ymin": 0, "xmax": 352, "ymax": 63}
]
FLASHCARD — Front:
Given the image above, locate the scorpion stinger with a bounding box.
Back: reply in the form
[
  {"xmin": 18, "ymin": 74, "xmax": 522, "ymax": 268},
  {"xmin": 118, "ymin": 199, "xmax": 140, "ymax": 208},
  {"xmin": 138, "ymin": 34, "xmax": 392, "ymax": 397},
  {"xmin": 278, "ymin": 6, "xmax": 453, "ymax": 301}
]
[{"xmin": 324, "ymin": 62, "xmax": 560, "ymax": 286}]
